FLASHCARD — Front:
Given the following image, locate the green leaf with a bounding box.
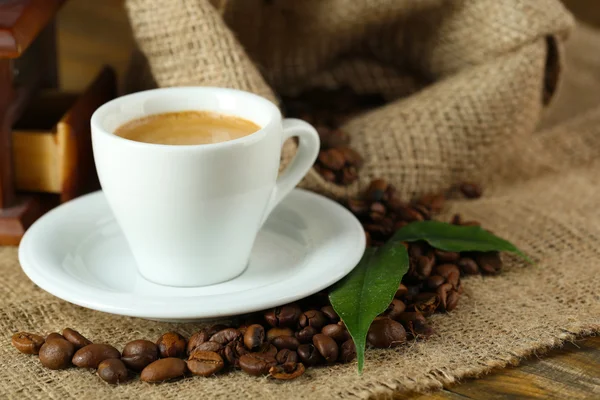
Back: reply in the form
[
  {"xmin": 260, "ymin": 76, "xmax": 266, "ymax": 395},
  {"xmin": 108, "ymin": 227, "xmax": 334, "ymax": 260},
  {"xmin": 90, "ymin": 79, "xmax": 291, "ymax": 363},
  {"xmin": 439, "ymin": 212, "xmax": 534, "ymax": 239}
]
[
  {"xmin": 329, "ymin": 242, "xmax": 410, "ymax": 374},
  {"xmin": 391, "ymin": 221, "xmax": 532, "ymax": 263},
  {"xmin": 328, "ymin": 220, "xmax": 529, "ymax": 375}
]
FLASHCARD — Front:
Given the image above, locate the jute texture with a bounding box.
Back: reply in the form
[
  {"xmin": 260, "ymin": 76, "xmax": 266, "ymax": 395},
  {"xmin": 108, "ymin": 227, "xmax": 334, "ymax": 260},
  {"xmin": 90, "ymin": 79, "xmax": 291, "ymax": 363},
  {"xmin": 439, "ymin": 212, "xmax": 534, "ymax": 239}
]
[{"xmin": 2, "ymin": 1, "xmax": 600, "ymax": 398}]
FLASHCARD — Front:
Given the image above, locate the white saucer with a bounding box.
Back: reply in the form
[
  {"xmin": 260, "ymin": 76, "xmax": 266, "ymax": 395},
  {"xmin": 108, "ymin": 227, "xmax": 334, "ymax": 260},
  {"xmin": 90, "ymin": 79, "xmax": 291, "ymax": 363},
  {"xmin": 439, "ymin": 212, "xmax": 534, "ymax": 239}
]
[{"xmin": 19, "ymin": 189, "xmax": 365, "ymax": 321}]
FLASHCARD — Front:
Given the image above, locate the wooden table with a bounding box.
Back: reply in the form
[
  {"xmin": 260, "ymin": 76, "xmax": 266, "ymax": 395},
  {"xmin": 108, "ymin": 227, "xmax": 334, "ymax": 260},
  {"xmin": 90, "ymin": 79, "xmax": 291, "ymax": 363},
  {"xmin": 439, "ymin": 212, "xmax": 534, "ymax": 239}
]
[
  {"xmin": 405, "ymin": 337, "xmax": 600, "ymax": 399},
  {"xmin": 55, "ymin": 1, "xmax": 600, "ymax": 399}
]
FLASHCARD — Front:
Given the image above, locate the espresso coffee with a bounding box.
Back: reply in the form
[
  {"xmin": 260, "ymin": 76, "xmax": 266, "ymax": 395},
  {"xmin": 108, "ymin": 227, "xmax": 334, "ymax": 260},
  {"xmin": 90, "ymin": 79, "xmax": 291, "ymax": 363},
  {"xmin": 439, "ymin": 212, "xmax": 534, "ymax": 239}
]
[{"xmin": 114, "ymin": 111, "xmax": 260, "ymax": 145}]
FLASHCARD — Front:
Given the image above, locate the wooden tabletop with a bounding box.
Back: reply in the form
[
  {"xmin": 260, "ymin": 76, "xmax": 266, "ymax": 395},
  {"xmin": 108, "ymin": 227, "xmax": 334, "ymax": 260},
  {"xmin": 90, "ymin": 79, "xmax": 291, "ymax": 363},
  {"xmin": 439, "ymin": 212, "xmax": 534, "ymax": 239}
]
[
  {"xmin": 404, "ymin": 336, "xmax": 600, "ymax": 399},
  {"xmin": 55, "ymin": 1, "xmax": 600, "ymax": 399}
]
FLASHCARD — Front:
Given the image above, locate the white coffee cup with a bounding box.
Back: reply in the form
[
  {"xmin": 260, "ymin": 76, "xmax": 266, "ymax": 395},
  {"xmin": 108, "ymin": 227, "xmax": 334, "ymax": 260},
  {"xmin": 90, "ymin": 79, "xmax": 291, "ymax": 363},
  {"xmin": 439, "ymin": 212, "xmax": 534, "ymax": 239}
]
[{"xmin": 91, "ymin": 87, "xmax": 320, "ymax": 287}]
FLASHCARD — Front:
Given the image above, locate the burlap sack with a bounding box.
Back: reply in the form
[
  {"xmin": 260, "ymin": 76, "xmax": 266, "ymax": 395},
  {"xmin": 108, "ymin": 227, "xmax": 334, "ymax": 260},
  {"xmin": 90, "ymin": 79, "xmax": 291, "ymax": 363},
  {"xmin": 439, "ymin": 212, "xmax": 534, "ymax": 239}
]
[
  {"xmin": 2, "ymin": 1, "xmax": 600, "ymax": 399},
  {"xmin": 124, "ymin": 0, "xmax": 574, "ymax": 199}
]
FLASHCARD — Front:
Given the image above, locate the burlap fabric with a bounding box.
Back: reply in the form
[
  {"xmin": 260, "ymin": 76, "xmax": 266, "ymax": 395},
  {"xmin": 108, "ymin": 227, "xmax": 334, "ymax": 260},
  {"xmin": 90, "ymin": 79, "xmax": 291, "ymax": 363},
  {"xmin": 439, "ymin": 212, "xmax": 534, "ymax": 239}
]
[{"xmin": 2, "ymin": 1, "xmax": 600, "ymax": 398}]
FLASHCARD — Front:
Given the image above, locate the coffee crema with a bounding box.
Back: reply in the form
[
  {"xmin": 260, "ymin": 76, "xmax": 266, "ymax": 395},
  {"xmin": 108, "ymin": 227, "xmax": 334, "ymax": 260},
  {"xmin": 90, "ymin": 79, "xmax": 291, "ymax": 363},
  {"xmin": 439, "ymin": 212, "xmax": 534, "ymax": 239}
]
[{"xmin": 114, "ymin": 111, "xmax": 260, "ymax": 145}]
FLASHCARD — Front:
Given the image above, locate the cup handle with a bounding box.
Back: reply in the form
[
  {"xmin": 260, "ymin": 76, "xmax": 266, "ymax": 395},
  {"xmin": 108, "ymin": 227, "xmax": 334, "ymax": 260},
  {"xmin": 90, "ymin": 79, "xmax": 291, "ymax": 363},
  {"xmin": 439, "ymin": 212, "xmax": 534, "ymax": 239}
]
[{"xmin": 261, "ymin": 118, "xmax": 320, "ymax": 225}]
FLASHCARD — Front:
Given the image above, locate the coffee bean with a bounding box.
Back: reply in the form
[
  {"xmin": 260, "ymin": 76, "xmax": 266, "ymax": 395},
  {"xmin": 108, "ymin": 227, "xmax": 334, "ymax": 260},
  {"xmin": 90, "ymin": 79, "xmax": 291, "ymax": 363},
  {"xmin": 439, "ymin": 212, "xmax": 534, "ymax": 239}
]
[
  {"xmin": 206, "ymin": 324, "xmax": 230, "ymax": 336},
  {"xmin": 239, "ymin": 353, "xmax": 277, "ymax": 376},
  {"xmin": 269, "ymin": 362, "xmax": 306, "ymax": 380},
  {"xmin": 264, "ymin": 303, "xmax": 303, "ymax": 328},
  {"xmin": 413, "ymin": 204, "xmax": 431, "ymax": 220},
  {"xmin": 320, "ymin": 305, "xmax": 340, "ymax": 323},
  {"xmin": 347, "ymin": 199, "xmax": 369, "ymax": 216},
  {"xmin": 73, "ymin": 344, "xmax": 121, "ymax": 369},
  {"xmin": 396, "ymin": 205, "xmax": 424, "ymax": 222},
  {"xmin": 395, "ymin": 311, "xmax": 426, "ymax": 326},
  {"xmin": 156, "ymin": 332, "xmax": 186, "ymax": 358},
  {"xmin": 436, "ymin": 262, "xmax": 460, "ymax": 276},
  {"xmin": 474, "ymin": 252, "xmax": 502, "ymax": 274},
  {"xmin": 436, "ymin": 264, "xmax": 461, "ymax": 289},
  {"xmin": 325, "ymin": 129, "xmax": 350, "ymax": 148},
  {"xmin": 209, "ymin": 328, "xmax": 241, "ymax": 346},
  {"xmin": 404, "ymin": 285, "xmax": 421, "ymax": 302},
  {"xmin": 456, "ymin": 279, "xmax": 464, "ymax": 294},
  {"xmin": 370, "ymin": 202, "xmax": 386, "ymax": 215},
  {"xmin": 243, "ymin": 324, "xmax": 264, "ymax": 350},
  {"xmin": 366, "ymin": 179, "xmax": 388, "ymax": 202},
  {"xmin": 369, "ymin": 212, "xmax": 385, "ymax": 223},
  {"xmin": 295, "ymin": 326, "xmax": 318, "ymax": 344},
  {"xmin": 341, "ymin": 166, "xmax": 359, "ymax": 185},
  {"xmin": 11, "ymin": 332, "xmax": 45, "ymax": 355},
  {"xmin": 408, "ymin": 242, "xmax": 428, "ymax": 259},
  {"xmin": 275, "ymin": 349, "xmax": 298, "ymax": 364},
  {"xmin": 413, "ymin": 292, "xmax": 440, "ymax": 317},
  {"xmin": 364, "ymin": 223, "xmax": 392, "ymax": 238},
  {"xmin": 321, "ymin": 324, "xmax": 349, "ymax": 343},
  {"xmin": 121, "ymin": 339, "xmax": 159, "ymax": 372},
  {"xmin": 318, "ymin": 148, "xmax": 345, "ymax": 171},
  {"xmin": 317, "ymin": 166, "xmax": 337, "ymax": 182},
  {"xmin": 382, "ymin": 216, "xmax": 396, "ymax": 230},
  {"xmin": 339, "ymin": 339, "xmax": 356, "ymax": 363},
  {"xmin": 395, "ymin": 283, "xmax": 408, "ymax": 298},
  {"xmin": 434, "ymin": 249, "xmax": 460, "ymax": 263},
  {"xmin": 187, "ymin": 350, "xmax": 224, "ymax": 376},
  {"xmin": 416, "ymin": 254, "xmax": 435, "ymax": 279},
  {"xmin": 426, "ymin": 275, "xmax": 446, "ymax": 290},
  {"xmin": 195, "ymin": 341, "xmax": 225, "ymax": 358},
  {"xmin": 239, "ymin": 314, "xmax": 264, "ymax": 332},
  {"xmin": 458, "ymin": 257, "xmax": 479, "ymax": 275},
  {"xmin": 337, "ymin": 146, "xmax": 363, "ymax": 168},
  {"xmin": 297, "ymin": 344, "xmax": 324, "ymax": 366},
  {"xmin": 187, "ymin": 330, "xmax": 211, "ymax": 355},
  {"xmin": 316, "ymin": 125, "xmax": 331, "ymax": 141},
  {"xmin": 437, "ymin": 282, "xmax": 453, "ymax": 310},
  {"xmin": 459, "ymin": 182, "xmax": 482, "ymax": 199},
  {"xmin": 367, "ymin": 318, "xmax": 406, "ymax": 348},
  {"xmin": 62, "ymin": 328, "xmax": 92, "ymax": 349},
  {"xmin": 272, "ymin": 336, "xmax": 300, "ymax": 350},
  {"xmin": 383, "ymin": 183, "xmax": 397, "ymax": 201},
  {"xmin": 98, "ymin": 359, "xmax": 128, "ymax": 384},
  {"xmin": 45, "ymin": 333, "xmax": 65, "ymax": 342},
  {"xmin": 385, "ymin": 299, "xmax": 406, "ymax": 321},
  {"xmin": 39, "ymin": 338, "xmax": 75, "ymax": 370},
  {"xmin": 386, "ymin": 193, "xmax": 407, "ymax": 211},
  {"xmin": 266, "ymin": 327, "xmax": 294, "ymax": 342},
  {"xmin": 312, "ymin": 334, "xmax": 338, "ymax": 363},
  {"xmin": 257, "ymin": 343, "xmax": 278, "ymax": 356},
  {"xmin": 417, "ymin": 193, "xmax": 445, "ymax": 213},
  {"xmin": 298, "ymin": 310, "xmax": 327, "ymax": 330},
  {"xmin": 450, "ymin": 213, "xmax": 462, "ymax": 225},
  {"xmin": 396, "ymin": 312, "xmax": 434, "ymax": 338},
  {"xmin": 224, "ymin": 339, "xmax": 249, "ymax": 367},
  {"xmin": 140, "ymin": 358, "xmax": 187, "ymax": 382},
  {"xmin": 446, "ymin": 290, "xmax": 460, "ymax": 311},
  {"xmin": 479, "ymin": 262, "xmax": 497, "ymax": 275}
]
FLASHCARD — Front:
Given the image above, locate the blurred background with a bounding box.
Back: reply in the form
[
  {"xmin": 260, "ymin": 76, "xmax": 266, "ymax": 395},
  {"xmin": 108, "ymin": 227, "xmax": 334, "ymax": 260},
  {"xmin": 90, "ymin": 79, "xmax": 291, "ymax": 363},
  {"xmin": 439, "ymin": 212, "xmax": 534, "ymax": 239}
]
[{"xmin": 56, "ymin": 0, "xmax": 599, "ymax": 92}]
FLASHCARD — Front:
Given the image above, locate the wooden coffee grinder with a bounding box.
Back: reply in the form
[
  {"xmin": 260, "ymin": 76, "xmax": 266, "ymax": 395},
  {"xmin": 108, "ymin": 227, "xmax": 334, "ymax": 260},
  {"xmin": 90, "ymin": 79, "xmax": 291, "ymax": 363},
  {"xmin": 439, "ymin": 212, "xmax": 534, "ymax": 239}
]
[{"xmin": 0, "ymin": 0, "xmax": 116, "ymax": 245}]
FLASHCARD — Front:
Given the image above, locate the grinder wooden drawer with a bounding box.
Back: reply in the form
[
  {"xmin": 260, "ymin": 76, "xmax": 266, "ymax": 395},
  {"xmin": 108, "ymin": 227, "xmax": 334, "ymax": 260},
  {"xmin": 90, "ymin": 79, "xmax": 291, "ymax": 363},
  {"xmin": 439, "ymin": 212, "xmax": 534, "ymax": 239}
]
[{"xmin": 12, "ymin": 67, "xmax": 115, "ymax": 202}]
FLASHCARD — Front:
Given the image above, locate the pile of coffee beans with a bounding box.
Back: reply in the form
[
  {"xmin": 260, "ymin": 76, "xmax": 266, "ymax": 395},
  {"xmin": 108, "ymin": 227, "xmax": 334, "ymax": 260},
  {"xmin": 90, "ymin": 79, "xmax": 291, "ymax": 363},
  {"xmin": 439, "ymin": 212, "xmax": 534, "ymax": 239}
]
[
  {"xmin": 346, "ymin": 179, "xmax": 501, "ymax": 318},
  {"xmin": 10, "ymin": 293, "xmax": 422, "ymax": 383},
  {"xmin": 12, "ymin": 179, "xmax": 500, "ymax": 384},
  {"xmin": 11, "ymin": 303, "xmax": 354, "ymax": 384},
  {"xmin": 282, "ymin": 87, "xmax": 386, "ymax": 186}
]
